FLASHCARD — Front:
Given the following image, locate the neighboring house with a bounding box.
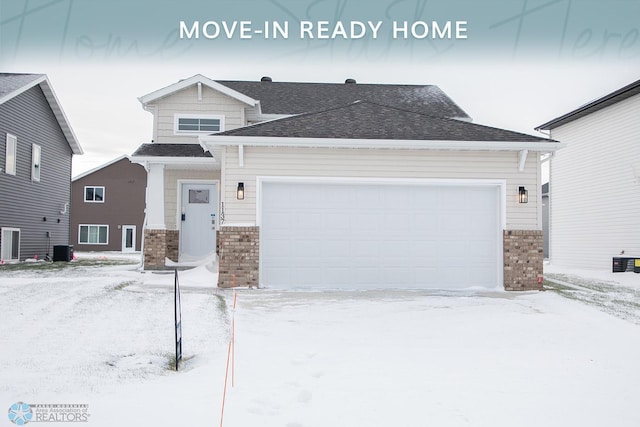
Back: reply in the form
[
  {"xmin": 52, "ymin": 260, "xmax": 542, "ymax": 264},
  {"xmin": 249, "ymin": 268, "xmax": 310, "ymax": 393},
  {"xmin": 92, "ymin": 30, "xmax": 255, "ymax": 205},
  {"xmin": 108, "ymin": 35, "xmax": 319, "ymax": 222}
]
[
  {"xmin": 71, "ymin": 155, "xmax": 146, "ymax": 252},
  {"xmin": 542, "ymin": 182, "xmax": 549, "ymax": 258},
  {"xmin": 0, "ymin": 73, "xmax": 82, "ymax": 262},
  {"xmin": 131, "ymin": 74, "xmax": 561, "ymax": 290},
  {"xmin": 537, "ymin": 79, "xmax": 640, "ymax": 270}
]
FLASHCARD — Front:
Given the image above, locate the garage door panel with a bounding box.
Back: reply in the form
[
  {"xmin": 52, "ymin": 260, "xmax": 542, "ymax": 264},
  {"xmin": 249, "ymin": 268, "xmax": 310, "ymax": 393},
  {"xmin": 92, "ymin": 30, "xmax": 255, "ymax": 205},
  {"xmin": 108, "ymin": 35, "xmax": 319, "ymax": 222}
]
[
  {"xmin": 262, "ymin": 238, "xmax": 293, "ymax": 260},
  {"xmin": 262, "ymin": 211, "xmax": 293, "ymax": 232},
  {"xmin": 261, "ymin": 181, "xmax": 500, "ymax": 289}
]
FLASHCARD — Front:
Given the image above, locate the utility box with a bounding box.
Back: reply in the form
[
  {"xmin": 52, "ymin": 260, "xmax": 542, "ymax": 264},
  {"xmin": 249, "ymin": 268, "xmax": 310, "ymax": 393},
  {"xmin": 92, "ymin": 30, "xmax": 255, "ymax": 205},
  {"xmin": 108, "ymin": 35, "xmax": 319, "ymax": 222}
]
[
  {"xmin": 612, "ymin": 257, "xmax": 628, "ymax": 272},
  {"xmin": 53, "ymin": 245, "xmax": 73, "ymax": 262}
]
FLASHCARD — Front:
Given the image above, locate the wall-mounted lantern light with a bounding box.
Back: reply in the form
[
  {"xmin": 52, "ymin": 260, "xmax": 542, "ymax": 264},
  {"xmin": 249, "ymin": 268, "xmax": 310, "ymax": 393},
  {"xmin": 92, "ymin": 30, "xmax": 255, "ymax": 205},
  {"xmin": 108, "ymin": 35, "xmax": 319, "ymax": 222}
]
[
  {"xmin": 237, "ymin": 182, "xmax": 245, "ymax": 200},
  {"xmin": 518, "ymin": 186, "xmax": 528, "ymax": 204}
]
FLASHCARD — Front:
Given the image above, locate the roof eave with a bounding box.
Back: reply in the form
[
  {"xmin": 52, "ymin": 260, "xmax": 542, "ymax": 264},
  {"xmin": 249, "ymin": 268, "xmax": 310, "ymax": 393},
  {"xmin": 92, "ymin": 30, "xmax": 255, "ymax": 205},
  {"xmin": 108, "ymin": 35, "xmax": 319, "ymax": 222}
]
[
  {"xmin": 0, "ymin": 75, "xmax": 83, "ymax": 155},
  {"xmin": 138, "ymin": 74, "xmax": 258, "ymax": 108},
  {"xmin": 72, "ymin": 154, "xmax": 129, "ymax": 181},
  {"xmin": 536, "ymin": 79, "xmax": 640, "ymax": 131},
  {"xmin": 128, "ymin": 155, "xmax": 218, "ymax": 165},
  {"xmin": 201, "ymin": 135, "xmax": 564, "ymax": 152}
]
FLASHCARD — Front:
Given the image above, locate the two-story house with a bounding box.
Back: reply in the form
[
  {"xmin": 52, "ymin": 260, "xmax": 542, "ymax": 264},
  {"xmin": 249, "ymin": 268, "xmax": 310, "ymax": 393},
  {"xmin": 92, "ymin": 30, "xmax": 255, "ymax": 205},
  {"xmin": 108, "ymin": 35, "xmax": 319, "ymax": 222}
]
[
  {"xmin": 71, "ymin": 155, "xmax": 146, "ymax": 252},
  {"xmin": 537, "ymin": 79, "xmax": 640, "ymax": 271},
  {"xmin": 1, "ymin": 73, "xmax": 82, "ymax": 262},
  {"xmin": 131, "ymin": 74, "xmax": 562, "ymax": 290}
]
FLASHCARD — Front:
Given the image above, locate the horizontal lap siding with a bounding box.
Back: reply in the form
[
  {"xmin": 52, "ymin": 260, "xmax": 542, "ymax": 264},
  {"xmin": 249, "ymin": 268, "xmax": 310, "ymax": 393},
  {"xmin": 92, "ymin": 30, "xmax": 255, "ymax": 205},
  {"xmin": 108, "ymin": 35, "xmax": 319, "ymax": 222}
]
[
  {"xmin": 0, "ymin": 86, "xmax": 73, "ymax": 260},
  {"xmin": 550, "ymin": 94, "xmax": 640, "ymax": 269},
  {"xmin": 222, "ymin": 146, "xmax": 540, "ymax": 229},
  {"xmin": 152, "ymin": 86, "xmax": 246, "ymax": 143}
]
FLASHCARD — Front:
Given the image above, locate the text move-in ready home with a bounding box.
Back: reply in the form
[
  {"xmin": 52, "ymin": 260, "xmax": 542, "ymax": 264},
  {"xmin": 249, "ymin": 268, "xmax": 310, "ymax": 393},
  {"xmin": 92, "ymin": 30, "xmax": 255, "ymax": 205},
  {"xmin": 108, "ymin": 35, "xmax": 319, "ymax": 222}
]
[{"xmin": 131, "ymin": 74, "xmax": 561, "ymax": 290}]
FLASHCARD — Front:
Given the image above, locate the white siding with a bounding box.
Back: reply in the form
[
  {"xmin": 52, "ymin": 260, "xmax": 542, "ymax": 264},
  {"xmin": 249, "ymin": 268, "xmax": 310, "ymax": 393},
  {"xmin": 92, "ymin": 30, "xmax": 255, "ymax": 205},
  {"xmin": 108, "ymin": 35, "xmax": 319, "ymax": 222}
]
[
  {"xmin": 149, "ymin": 85, "xmax": 250, "ymax": 143},
  {"xmin": 164, "ymin": 169, "xmax": 221, "ymax": 229},
  {"xmin": 550, "ymin": 94, "xmax": 640, "ymax": 269},
  {"xmin": 221, "ymin": 146, "xmax": 541, "ymax": 230}
]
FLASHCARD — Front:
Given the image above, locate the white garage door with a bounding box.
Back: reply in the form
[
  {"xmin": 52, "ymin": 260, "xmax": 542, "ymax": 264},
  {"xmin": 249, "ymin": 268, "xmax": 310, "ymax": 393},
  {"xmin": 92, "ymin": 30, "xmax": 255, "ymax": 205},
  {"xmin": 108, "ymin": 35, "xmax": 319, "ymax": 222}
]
[{"xmin": 260, "ymin": 180, "xmax": 501, "ymax": 289}]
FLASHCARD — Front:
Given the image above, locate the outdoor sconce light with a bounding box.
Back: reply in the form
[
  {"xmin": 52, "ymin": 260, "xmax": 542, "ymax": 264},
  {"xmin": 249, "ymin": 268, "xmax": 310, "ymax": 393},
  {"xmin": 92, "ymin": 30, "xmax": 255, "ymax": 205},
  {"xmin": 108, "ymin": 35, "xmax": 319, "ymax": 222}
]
[
  {"xmin": 518, "ymin": 186, "xmax": 528, "ymax": 204},
  {"xmin": 237, "ymin": 182, "xmax": 245, "ymax": 200}
]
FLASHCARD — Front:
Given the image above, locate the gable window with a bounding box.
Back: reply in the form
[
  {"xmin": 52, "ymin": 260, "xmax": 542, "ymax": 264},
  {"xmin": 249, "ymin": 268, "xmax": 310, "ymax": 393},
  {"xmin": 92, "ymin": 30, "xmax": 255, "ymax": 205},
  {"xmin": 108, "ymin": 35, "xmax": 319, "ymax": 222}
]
[
  {"xmin": 174, "ymin": 114, "xmax": 224, "ymax": 134},
  {"xmin": 79, "ymin": 225, "xmax": 108, "ymax": 244},
  {"xmin": 31, "ymin": 144, "xmax": 41, "ymax": 182},
  {"xmin": 5, "ymin": 134, "xmax": 17, "ymax": 175},
  {"xmin": 84, "ymin": 186, "xmax": 105, "ymax": 203}
]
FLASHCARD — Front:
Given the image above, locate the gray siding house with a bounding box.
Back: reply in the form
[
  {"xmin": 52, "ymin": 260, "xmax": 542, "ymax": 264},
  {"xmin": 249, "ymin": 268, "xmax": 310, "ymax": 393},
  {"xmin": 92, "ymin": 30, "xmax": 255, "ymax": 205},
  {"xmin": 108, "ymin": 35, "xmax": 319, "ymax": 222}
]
[
  {"xmin": 71, "ymin": 156, "xmax": 146, "ymax": 252},
  {"xmin": 0, "ymin": 73, "xmax": 82, "ymax": 262}
]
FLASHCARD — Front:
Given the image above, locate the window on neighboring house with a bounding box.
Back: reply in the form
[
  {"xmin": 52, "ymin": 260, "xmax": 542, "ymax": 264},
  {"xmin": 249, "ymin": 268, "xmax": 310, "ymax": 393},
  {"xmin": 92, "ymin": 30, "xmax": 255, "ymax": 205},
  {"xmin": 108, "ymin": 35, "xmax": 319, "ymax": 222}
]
[
  {"xmin": 5, "ymin": 134, "xmax": 17, "ymax": 175},
  {"xmin": 31, "ymin": 144, "xmax": 41, "ymax": 182},
  {"xmin": 84, "ymin": 186, "xmax": 105, "ymax": 202},
  {"xmin": 79, "ymin": 225, "xmax": 108, "ymax": 244},
  {"xmin": 174, "ymin": 114, "xmax": 224, "ymax": 134}
]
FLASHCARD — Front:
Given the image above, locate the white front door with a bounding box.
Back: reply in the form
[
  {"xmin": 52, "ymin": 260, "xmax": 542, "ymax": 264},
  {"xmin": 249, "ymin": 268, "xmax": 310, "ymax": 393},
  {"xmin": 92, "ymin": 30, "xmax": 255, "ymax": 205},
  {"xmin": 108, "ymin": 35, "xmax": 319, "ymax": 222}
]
[
  {"xmin": 180, "ymin": 183, "xmax": 218, "ymax": 260},
  {"xmin": 122, "ymin": 225, "xmax": 136, "ymax": 252}
]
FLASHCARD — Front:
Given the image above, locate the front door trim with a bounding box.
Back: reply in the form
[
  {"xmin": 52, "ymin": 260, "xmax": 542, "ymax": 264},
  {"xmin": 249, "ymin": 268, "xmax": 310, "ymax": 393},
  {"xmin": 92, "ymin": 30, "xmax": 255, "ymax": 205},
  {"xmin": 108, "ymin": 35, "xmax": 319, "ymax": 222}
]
[{"xmin": 176, "ymin": 179, "xmax": 220, "ymax": 259}]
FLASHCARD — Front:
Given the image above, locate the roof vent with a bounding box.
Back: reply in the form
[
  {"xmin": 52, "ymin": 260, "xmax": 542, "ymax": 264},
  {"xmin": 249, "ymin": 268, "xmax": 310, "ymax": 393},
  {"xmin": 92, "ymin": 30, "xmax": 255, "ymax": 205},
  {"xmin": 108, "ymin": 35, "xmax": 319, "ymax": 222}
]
[
  {"xmin": 345, "ymin": 78, "xmax": 356, "ymax": 84},
  {"xmin": 261, "ymin": 76, "xmax": 272, "ymax": 82}
]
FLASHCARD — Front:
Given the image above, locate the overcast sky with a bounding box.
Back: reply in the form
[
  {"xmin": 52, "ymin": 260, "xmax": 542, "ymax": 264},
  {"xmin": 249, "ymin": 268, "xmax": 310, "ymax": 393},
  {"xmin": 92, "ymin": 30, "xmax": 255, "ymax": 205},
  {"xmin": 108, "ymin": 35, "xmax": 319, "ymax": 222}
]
[{"xmin": 1, "ymin": 0, "xmax": 639, "ymax": 177}]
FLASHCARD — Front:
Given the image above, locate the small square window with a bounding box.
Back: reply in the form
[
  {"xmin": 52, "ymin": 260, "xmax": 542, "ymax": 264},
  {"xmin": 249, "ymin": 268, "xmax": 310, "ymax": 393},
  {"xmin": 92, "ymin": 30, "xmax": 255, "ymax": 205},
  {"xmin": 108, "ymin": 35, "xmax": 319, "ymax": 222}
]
[{"xmin": 84, "ymin": 186, "xmax": 105, "ymax": 202}]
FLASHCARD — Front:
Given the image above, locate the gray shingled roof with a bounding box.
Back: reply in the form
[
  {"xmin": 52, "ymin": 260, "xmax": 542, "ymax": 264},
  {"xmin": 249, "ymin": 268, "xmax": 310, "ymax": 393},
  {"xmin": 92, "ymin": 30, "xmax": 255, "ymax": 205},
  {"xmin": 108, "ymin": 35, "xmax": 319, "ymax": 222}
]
[
  {"xmin": 0, "ymin": 73, "xmax": 44, "ymax": 102},
  {"xmin": 537, "ymin": 78, "xmax": 640, "ymax": 130},
  {"xmin": 216, "ymin": 80, "xmax": 470, "ymax": 119},
  {"xmin": 131, "ymin": 143, "xmax": 212, "ymax": 157},
  {"xmin": 212, "ymin": 101, "xmax": 550, "ymax": 142}
]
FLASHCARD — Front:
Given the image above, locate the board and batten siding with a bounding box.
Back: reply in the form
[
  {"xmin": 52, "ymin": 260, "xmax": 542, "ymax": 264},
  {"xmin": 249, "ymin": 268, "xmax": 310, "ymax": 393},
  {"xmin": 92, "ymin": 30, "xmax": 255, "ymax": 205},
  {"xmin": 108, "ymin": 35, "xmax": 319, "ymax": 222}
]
[
  {"xmin": 549, "ymin": 93, "xmax": 640, "ymax": 270},
  {"xmin": 221, "ymin": 146, "xmax": 541, "ymax": 230},
  {"xmin": 164, "ymin": 169, "xmax": 221, "ymax": 229},
  {"xmin": 149, "ymin": 85, "xmax": 248, "ymax": 143},
  {"xmin": 0, "ymin": 85, "xmax": 73, "ymax": 260}
]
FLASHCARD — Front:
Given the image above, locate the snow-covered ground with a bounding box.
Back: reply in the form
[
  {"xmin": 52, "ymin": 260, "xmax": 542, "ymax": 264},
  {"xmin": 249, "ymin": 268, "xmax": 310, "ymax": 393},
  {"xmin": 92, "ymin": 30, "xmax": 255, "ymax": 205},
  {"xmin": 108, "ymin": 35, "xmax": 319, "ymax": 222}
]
[{"xmin": 1, "ymin": 255, "xmax": 639, "ymax": 426}]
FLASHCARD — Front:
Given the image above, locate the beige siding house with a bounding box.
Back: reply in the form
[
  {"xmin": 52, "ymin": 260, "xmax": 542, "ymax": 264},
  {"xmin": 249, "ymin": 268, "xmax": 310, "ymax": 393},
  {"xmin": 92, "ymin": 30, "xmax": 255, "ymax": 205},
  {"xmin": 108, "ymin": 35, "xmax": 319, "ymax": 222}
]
[
  {"xmin": 132, "ymin": 74, "xmax": 560, "ymax": 290},
  {"xmin": 537, "ymin": 79, "xmax": 640, "ymax": 271}
]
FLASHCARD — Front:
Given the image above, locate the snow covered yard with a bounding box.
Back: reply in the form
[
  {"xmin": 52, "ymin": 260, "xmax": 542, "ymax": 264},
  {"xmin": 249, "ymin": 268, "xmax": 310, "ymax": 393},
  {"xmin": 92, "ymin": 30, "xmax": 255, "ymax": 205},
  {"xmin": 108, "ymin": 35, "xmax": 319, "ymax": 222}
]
[{"xmin": 1, "ymin": 256, "xmax": 640, "ymax": 426}]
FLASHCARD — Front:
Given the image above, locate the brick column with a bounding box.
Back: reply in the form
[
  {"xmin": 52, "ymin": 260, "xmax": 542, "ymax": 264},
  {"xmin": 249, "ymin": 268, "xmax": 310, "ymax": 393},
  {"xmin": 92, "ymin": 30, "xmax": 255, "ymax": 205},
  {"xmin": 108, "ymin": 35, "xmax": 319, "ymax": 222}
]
[
  {"xmin": 503, "ymin": 230, "xmax": 544, "ymax": 291},
  {"xmin": 165, "ymin": 230, "xmax": 179, "ymax": 263},
  {"xmin": 143, "ymin": 229, "xmax": 168, "ymax": 270},
  {"xmin": 217, "ymin": 226, "xmax": 259, "ymax": 288}
]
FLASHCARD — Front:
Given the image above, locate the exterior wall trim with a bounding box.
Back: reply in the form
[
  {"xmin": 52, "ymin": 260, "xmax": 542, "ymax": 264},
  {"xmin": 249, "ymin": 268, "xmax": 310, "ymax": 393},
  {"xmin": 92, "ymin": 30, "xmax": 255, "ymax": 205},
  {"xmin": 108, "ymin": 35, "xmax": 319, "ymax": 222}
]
[
  {"xmin": 203, "ymin": 137, "xmax": 563, "ymax": 152},
  {"xmin": 175, "ymin": 178, "xmax": 220, "ymax": 257}
]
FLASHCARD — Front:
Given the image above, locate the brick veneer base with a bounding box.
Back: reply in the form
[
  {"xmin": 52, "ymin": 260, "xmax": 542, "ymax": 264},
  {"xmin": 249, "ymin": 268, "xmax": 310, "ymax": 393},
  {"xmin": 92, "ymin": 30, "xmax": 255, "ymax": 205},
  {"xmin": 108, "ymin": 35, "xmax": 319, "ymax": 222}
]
[
  {"xmin": 143, "ymin": 229, "xmax": 179, "ymax": 270},
  {"xmin": 217, "ymin": 226, "xmax": 259, "ymax": 288},
  {"xmin": 503, "ymin": 230, "xmax": 544, "ymax": 291}
]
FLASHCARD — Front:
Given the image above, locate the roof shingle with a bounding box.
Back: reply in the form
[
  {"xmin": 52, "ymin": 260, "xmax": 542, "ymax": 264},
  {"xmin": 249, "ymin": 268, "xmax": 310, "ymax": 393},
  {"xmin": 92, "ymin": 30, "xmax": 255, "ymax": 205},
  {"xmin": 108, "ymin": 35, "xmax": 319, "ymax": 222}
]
[
  {"xmin": 131, "ymin": 143, "xmax": 212, "ymax": 157},
  {"xmin": 0, "ymin": 73, "xmax": 44, "ymax": 102},
  {"xmin": 216, "ymin": 80, "xmax": 470, "ymax": 119},
  {"xmin": 212, "ymin": 101, "xmax": 550, "ymax": 142}
]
